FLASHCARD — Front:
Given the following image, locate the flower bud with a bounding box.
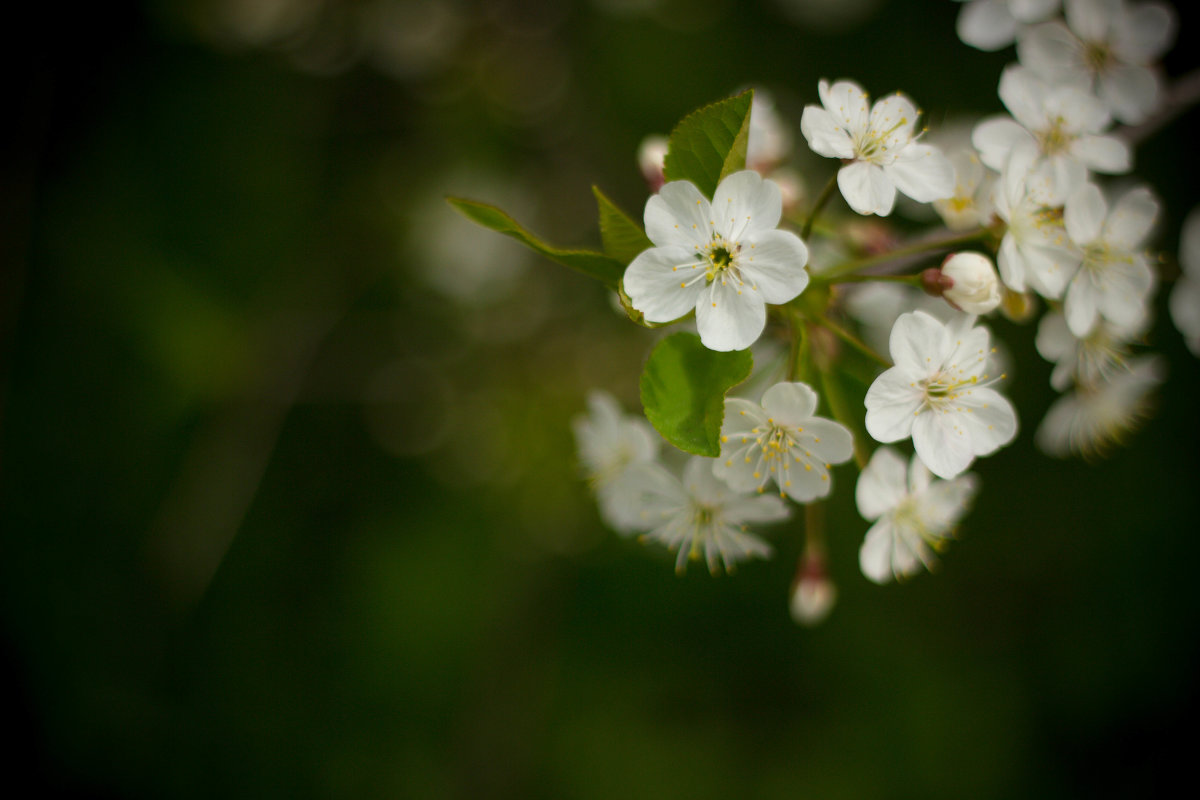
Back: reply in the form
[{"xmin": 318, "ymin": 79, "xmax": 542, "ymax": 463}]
[
  {"xmin": 637, "ymin": 135, "xmax": 668, "ymax": 193},
  {"xmin": 789, "ymin": 554, "xmax": 836, "ymax": 626},
  {"xmin": 940, "ymin": 251, "xmax": 1001, "ymax": 314}
]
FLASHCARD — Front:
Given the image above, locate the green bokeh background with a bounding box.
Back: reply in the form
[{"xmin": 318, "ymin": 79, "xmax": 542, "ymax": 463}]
[{"xmin": 5, "ymin": 0, "xmax": 1199, "ymax": 796}]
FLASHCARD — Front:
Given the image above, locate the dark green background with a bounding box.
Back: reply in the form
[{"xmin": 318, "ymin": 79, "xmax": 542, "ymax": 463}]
[{"xmin": 5, "ymin": 0, "xmax": 1199, "ymax": 796}]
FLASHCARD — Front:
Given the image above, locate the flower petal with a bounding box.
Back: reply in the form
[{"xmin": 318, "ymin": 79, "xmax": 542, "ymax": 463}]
[
  {"xmin": 623, "ymin": 245, "xmax": 707, "ymax": 323},
  {"xmin": 712, "ymin": 169, "xmax": 781, "ymax": 239},
  {"xmin": 973, "ymin": 117, "xmax": 1034, "ymax": 172},
  {"xmin": 761, "ymin": 381, "xmax": 818, "ymax": 424},
  {"xmin": 695, "ymin": 276, "xmax": 766, "ymax": 351},
  {"xmin": 1098, "ymin": 65, "xmax": 1161, "ymax": 125},
  {"xmin": 1102, "ymin": 186, "xmax": 1158, "ymax": 249},
  {"xmin": 885, "ymin": 143, "xmax": 955, "ymax": 203},
  {"xmin": 959, "ymin": 387, "xmax": 1018, "ymax": 456},
  {"xmin": 645, "ymin": 180, "xmax": 711, "ymax": 247},
  {"xmin": 864, "ymin": 369, "xmax": 922, "ymax": 443},
  {"xmin": 738, "ymin": 229, "xmax": 809, "ymax": 304},
  {"xmin": 912, "ymin": 409, "xmax": 976, "ymax": 479},
  {"xmin": 957, "ymin": 0, "xmax": 1018, "ymax": 51},
  {"xmin": 1070, "ymin": 134, "xmax": 1131, "ymax": 174},
  {"xmin": 999, "ymin": 65, "xmax": 1050, "ymax": 131},
  {"xmin": 1064, "ymin": 182, "xmax": 1106, "ymax": 245},
  {"xmin": 1112, "ymin": 2, "xmax": 1177, "ymax": 63},
  {"xmin": 800, "ymin": 106, "xmax": 856, "ymax": 160},
  {"xmin": 888, "ymin": 310, "xmax": 950, "ymax": 371},
  {"xmin": 856, "ymin": 446, "xmax": 908, "ymax": 520},
  {"xmin": 818, "ymin": 79, "xmax": 869, "ymax": 133},
  {"xmin": 837, "ymin": 161, "xmax": 896, "ymax": 216}
]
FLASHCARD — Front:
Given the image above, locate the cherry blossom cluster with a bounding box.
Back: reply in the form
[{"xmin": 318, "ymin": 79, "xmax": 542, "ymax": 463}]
[{"xmin": 458, "ymin": 0, "xmax": 1197, "ymax": 624}]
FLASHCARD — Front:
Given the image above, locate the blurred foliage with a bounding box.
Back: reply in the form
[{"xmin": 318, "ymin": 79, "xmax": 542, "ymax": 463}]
[{"xmin": 3, "ymin": 0, "xmax": 1200, "ymax": 797}]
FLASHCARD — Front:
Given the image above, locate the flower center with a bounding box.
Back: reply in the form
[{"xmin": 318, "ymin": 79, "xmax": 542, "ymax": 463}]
[
  {"xmin": 703, "ymin": 236, "xmax": 741, "ymax": 282},
  {"xmin": 855, "ymin": 117, "xmax": 909, "ymax": 163},
  {"xmin": 1038, "ymin": 118, "xmax": 1073, "ymax": 156},
  {"xmin": 1083, "ymin": 41, "xmax": 1113, "ymax": 74}
]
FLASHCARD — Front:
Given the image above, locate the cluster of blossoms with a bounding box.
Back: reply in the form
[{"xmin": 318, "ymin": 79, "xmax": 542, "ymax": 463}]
[{"xmin": 461, "ymin": 0, "xmax": 1195, "ymax": 624}]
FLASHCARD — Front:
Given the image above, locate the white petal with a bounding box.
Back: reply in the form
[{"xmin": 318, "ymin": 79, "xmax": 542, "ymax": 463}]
[
  {"xmin": 999, "ymin": 65, "xmax": 1050, "ymax": 131},
  {"xmin": 1098, "ymin": 65, "xmax": 1161, "ymax": 125},
  {"xmin": 1112, "ymin": 2, "xmax": 1177, "ymax": 64},
  {"xmin": 1065, "ymin": 0, "xmax": 1113, "ymax": 43},
  {"xmin": 838, "ymin": 161, "xmax": 896, "ymax": 217},
  {"xmin": 712, "ymin": 169, "xmax": 781, "ymax": 239},
  {"xmin": 868, "ymin": 93, "xmax": 918, "ymax": 154},
  {"xmin": 1169, "ymin": 276, "xmax": 1200, "ymax": 356},
  {"xmin": 860, "ymin": 518, "xmax": 900, "ymax": 584},
  {"xmin": 997, "ymin": 233, "xmax": 1028, "ymax": 292},
  {"xmin": 958, "ymin": 387, "xmax": 1018, "ymax": 456},
  {"xmin": 885, "ymin": 144, "xmax": 955, "ymax": 203},
  {"xmin": 957, "ymin": 0, "xmax": 1018, "ymax": 51},
  {"xmin": 762, "ymin": 381, "xmax": 818, "ymax": 424},
  {"xmin": 802, "ymin": 419, "xmax": 855, "ymax": 465},
  {"xmin": 1064, "ymin": 272, "xmax": 1100, "ymax": 336},
  {"xmin": 1017, "ymin": 22, "xmax": 1086, "ymax": 83},
  {"xmin": 724, "ymin": 494, "xmax": 790, "ymax": 525},
  {"xmin": 912, "ymin": 410, "xmax": 976, "ymax": 479},
  {"xmin": 1010, "ymin": 0, "xmax": 1060, "ymax": 23},
  {"xmin": 623, "ymin": 246, "xmax": 707, "ymax": 323},
  {"xmin": 973, "ymin": 117, "xmax": 1034, "ymax": 172},
  {"xmin": 864, "ymin": 369, "xmax": 921, "ymax": 443},
  {"xmin": 1064, "ymin": 182, "xmax": 1106, "ymax": 245},
  {"xmin": 645, "ymin": 181, "xmax": 711, "ymax": 247},
  {"xmin": 818, "ymin": 79, "xmax": 870, "ymax": 133},
  {"xmin": 695, "ymin": 277, "xmax": 766, "ymax": 351},
  {"xmin": 1102, "ymin": 186, "xmax": 1158, "ymax": 249},
  {"xmin": 856, "ymin": 446, "xmax": 908, "ymax": 520},
  {"xmin": 888, "ymin": 310, "xmax": 950, "ymax": 371},
  {"xmin": 1070, "ymin": 135, "xmax": 1131, "ymax": 174},
  {"xmin": 738, "ymin": 229, "xmax": 810, "ymax": 304},
  {"xmin": 800, "ymin": 106, "xmax": 856, "ymax": 160}
]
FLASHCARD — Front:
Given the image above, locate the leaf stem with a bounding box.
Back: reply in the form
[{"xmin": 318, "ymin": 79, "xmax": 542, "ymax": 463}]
[
  {"xmin": 802, "ymin": 175, "xmax": 839, "ymax": 241},
  {"xmin": 817, "ymin": 227, "xmax": 992, "ymax": 281},
  {"xmin": 814, "ymin": 315, "xmax": 891, "ymax": 368}
]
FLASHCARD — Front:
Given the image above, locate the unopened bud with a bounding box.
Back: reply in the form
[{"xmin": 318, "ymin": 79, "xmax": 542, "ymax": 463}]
[
  {"xmin": 939, "ymin": 251, "xmax": 1002, "ymax": 314},
  {"xmin": 790, "ymin": 555, "xmax": 836, "ymax": 626},
  {"xmin": 638, "ymin": 135, "xmax": 668, "ymax": 193}
]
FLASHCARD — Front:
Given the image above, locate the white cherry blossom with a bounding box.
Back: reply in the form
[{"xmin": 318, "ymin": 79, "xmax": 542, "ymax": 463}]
[
  {"xmin": 636, "ymin": 456, "xmax": 790, "ymax": 575},
  {"xmin": 573, "ymin": 390, "xmax": 661, "ymax": 533},
  {"xmin": 623, "ymin": 170, "xmax": 810, "ymax": 352},
  {"xmin": 715, "ymin": 382, "xmax": 854, "ymax": 502},
  {"xmin": 1036, "ymin": 356, "xmax": 1164, "ymax": 457},
  {"xmin": 856, "ymin": 447, "xmax": 979, "ymax": 584},
  {"xmin": 864, "ymin": 311, "xmax": 1017, "ymax": 479},
  {"xmin": 1062, "ymin": 182, "xmax": 1158, "ymax": 337},
  {"xmin": 973, "ymin": 65, "xmax": 1130, "ymax": 203},
  {"xmin": 954, "ymin": 0, "xmax": 1061, "ymax": 52},
  {"xmin": 1036, "ymin": 310, "xmax": 1148, "ymax": 391},
  {"xmin": 1169, "ymin": 205, "xmax": 1200, "ymax": 357},
  {"xmin": 991, "ymin": 141, "xmax": 1082, "ymax": 298},
  {"xmin": 932, "ymin": 148, "xmax": 995, "ymax": 231},
  {"xmin": 1017, "ymin": 0, "xmax": 1177, "ymax": 124},
  {"xmin": 800, "ymin": 79, "xmax": 954, "ymax": 216}
]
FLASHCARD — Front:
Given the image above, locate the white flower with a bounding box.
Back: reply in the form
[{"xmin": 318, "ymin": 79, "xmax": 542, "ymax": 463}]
[
  {"xmin": 942, "ymin": 252, "xmax": 1003, "ymax": 314},
  {"xmin": 1017, "ymin": 0, "xmax": 1177, "ymax": 124},
  {"xmin": 973, "ymin": 65, "xmax": 1131, "ymax": 203},
  {"xmin": 572, "ymin": 390, "xmax": 660, "ymax": 533},
  {"xmin": 623, "ymin": 170, "xmax": 810, "ymax": 352},
  {"xmin": 932, "ymin": 147, "xmax": 995, "ymax": 231},
  {"xmin": 864, "ymin": 311, "xmax": 1018, "ymax": 479},
  {"xmin": 637, "ymin": 456, "xmax": 790, "ymax": 575},
  {"xmin": 800, "ymin": 79, "xmax": 954, "ymax": 216},
  {"xmin": 1062, "ymin": 182, "xmax": 1158, "ymax": 337},
  {"xmin": 1036, "ymin": 356, "xmax": 1164, "ymax": 457},
  {"xmin": 954, "ymin": 0, "xmax": 1061, "ymax": 52},
  {"xmin": 1170, "ymin": 206, "xmax": 1200, "ymax": 357},
  {"xmin": 856, "ymin": 447, "xmax": 979, "ymax": 584},
  {"xmin": 1036, "ymin": 310, "xmax": 1147, "ymax": 391},
  {"xmin": 992, "ymin": 141, "xmax": 1081, "ymax": 298},
  {"xmin": 715, "ymin": 382, "xmax": 855, "ymax": 502}
]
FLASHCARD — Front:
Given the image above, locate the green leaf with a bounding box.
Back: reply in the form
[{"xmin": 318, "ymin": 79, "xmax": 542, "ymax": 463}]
[
  {"xmin": 593, "ymin": 186, "xmax": 653, "ymax": 265},
  {"xmin": 446, "ymin": 197, "xmax": 625, "ymax": 287},
  {"xmin": 662, "ymin": 90, "xmax": 754, "ymax": 199},
  {"xmin": 640, "ymin": 332, "xmax": 753, "ymax": 457}
]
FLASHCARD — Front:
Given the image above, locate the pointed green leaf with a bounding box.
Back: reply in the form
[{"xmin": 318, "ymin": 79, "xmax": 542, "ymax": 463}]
[
  {"xmin": 662, "ymin": 90, "xmax": 754, "ymax": 199},
  {"xmin": 447, "ymin": 197, "xmax": 624, "ymax": 287},
  {"xmin": 593, "ymin": 186, "xmax": 653, "ymax": 265},
  {"xmin": 640, "ymin": 332, "xmax": 753, "ymax": 457}
]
